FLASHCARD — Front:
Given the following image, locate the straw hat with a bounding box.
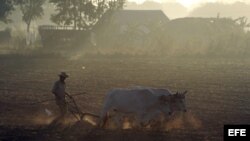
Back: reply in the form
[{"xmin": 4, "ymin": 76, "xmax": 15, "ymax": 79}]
[{"xmin": 58, "ymin": 72, "xmax": 69, "ymax": 78}]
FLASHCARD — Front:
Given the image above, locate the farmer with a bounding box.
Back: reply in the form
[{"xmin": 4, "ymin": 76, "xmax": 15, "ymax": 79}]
[{"xmin": 51, "ymin": 72, "xmax": 71, "ymax": 123}]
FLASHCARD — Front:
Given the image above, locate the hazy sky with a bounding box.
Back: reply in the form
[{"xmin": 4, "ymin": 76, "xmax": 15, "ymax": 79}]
[{"xmin": 128, "ymin": 0, "xmax": 250, "ymax": 10}]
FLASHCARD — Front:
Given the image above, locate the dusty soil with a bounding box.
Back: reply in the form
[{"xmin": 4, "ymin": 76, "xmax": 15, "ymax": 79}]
[{"xmin": 0, "ymin": 55, "xmax": 250, "ymax": 141}]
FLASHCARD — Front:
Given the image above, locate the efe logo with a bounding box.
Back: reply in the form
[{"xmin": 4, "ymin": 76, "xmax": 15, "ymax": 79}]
[
  {"xmin": 228, "ymin": 129, "xmax": 246, "ymax": 136},
  {"xmin": 224, "ymin": 125, "xmax": 250, "ymax": 141}
]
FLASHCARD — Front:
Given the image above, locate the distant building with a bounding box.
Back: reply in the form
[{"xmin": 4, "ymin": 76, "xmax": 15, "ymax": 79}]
[
  {"xmin": 93, "ymin": 10, "xmax": 170, "ymax": 48},
  {"xmin": 38, "ymin": 10, "xmax": 169, "ymax": 49}
]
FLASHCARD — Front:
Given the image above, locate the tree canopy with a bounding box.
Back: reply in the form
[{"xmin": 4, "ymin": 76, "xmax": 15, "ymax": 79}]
[
  {"xmin": 50, "ymin": 0, "xmax": 125, "ymax": 29},
  {"xmin": 20, "ymin": 0, "xmax": 45, "ymax": 32},
  {"xmin": 0, "ymin": 0, "xmax": 15, "ymax": 23}
]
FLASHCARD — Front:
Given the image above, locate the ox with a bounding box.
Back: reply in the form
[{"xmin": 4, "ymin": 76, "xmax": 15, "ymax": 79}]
[
  {"xmin": 146, "ymin": 90, "xmax": 187, "ymax": 130},
  {"xmin": 98, "ymin": 87, "xmax": 187, "ymax": 129}
]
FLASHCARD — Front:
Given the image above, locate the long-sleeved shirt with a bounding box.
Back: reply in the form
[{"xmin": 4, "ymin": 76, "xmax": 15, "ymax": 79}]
[{"xmin": 52, "ymin": 80, "xmax": 66, "ymax": 100}]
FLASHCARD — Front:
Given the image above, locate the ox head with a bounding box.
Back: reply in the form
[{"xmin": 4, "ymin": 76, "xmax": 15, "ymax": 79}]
[{"xmin": 171, "ymin": 91, "xmax": 187, "ymax": 112}]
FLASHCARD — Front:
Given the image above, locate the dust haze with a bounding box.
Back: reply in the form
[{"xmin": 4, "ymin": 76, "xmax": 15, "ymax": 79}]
[{"xmin": 0, "ymin": 0, "xmax": 250, "ymax": 141}]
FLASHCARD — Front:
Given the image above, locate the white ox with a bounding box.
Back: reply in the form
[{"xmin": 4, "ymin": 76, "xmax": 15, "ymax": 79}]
[{"xmin": 98, "ymin": 87, "xmax": 187, "ymax": 128}]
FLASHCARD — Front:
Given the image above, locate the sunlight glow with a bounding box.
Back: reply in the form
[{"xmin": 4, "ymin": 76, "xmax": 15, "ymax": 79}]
[{"xmin": 127, "ymin": 0, "xmax": 250, "ymax": 10}]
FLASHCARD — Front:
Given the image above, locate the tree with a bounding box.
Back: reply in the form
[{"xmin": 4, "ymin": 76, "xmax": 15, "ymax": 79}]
[
  {"xmin": 108, "ymin": 0, "xmax": 125, "ymax": 10},
  {"xmin": 50, "ymin": 0, "xmax": 100, "ymax": 29},
  {"xmin": 50, "ymin": 0, "xmax": 125, "ymax": 29},
  {"xmin": 0, "ymin": 0, "xmax": 15, "ymax": 23},
  {"xmin": 234, "ymin": 16, "xmax": 250, "ymax": 29},
  {"xmin": 19, "ymin": 0, "xmax": 45, "ymax": 45},
  {"xmin": 20, "ymin": 0, "xmax": 45, "ymax": 33}
]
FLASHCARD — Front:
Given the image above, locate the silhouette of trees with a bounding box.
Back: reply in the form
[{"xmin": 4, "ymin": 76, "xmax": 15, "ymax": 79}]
[
  {"xmin": 0, "ymin": 0, "xmax": 15, "ymax": 23},
  {"xmin": 156, "ymin": 17, "xmax": 250, "ymax": 57},
  {"xmin": 50, "ymin": 0, "xmax": 125, "ymax": 30},
  {"xmin": 19, "ymin": 0, "xmax": 45, "ymax": 33},
  {"xmin": 108, "ymin": 0, "xmax": 125, "ymax": 10},
  {"xmin": 18, "ymin": 0, "xmax": 45, "ymax": 45},
  {"xmin": 234, "ymin": 16, "xmax": 250, "ymax": 29}
]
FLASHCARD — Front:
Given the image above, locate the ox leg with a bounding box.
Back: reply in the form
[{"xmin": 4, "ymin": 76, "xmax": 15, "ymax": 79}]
[
  {"xmin": 99, "ymin": 103, "xmax": 113, "ymax": 128},
  {"xmin": 132, "ymin": 113, "xmax": 146, "ymax": 130},
  {"xmin": 98, "ymin": 111, "xmax": 109, "ymax": 128},
  {"xmin": 152, "ymin": 113, "xmax": 168, "ymax": 131},
  {"xmin": 150, "ymin": 119, "xmax": 162, "ymax": 131},
  {"xmin": 139, "ymin": 114, "xmax": 151, "ymax": 129},
  {"xmin": 113, "ymin": 114, "xmax": 123, "ymax": 129}
]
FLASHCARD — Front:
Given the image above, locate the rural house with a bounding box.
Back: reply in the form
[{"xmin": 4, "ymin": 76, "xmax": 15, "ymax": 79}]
[{"xmin": 93, "ymin": 10, "xmax": 170, "ymax": 48}]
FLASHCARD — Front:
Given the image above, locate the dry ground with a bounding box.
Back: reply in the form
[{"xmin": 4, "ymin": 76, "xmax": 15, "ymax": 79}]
[{"xmin": 0, "ymin": 55, "xmax": 250, "ymax": 141}]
